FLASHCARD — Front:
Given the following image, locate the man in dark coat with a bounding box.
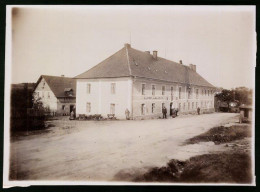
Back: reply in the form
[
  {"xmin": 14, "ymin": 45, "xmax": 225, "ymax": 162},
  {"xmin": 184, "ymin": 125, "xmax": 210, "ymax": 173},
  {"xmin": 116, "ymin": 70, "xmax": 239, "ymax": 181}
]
[
  {"xmin": 162, "ymin": 106, "xmax": 167, "ymax": 119},
  {"xmin": 197, "ymin": 107, "xmax": 200, "ymax": 115}
]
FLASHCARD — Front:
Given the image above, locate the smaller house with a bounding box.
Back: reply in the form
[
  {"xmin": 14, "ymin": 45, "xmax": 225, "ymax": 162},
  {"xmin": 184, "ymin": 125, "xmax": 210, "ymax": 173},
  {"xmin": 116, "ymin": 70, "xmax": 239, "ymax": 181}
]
[{"xmin": 33, "ymin": 75, "xmax": 76, "ymax": 115}]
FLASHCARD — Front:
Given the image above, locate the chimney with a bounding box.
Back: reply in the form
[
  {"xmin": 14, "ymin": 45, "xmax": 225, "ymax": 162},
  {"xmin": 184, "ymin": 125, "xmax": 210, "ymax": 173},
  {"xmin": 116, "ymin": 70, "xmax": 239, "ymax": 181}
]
[
  {"xmin": 124, "ymin": 43, "xmax": 131, "ymax": 48},
  {"xmin": 153, "ymin": 51, "xmax": 158, "ymax": 60},
  {"xmin": 189, "ymin": 64, "xmax": 196, "ymax": 72},
  {"xmin": 145, "ymin": 51, "xmax": 150, "ymax": 54},
  {"xmin": 179, "ymin": 60, "xmax": 183, "ymax": 64}
]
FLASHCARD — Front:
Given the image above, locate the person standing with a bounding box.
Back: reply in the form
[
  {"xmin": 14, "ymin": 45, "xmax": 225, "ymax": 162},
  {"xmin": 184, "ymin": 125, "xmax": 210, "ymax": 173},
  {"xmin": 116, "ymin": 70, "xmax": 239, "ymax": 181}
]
[
  {"xmin": 172, "ymin": 107, "xmax": 176, "ymax": 118},
  {"xmin": 125, "ymin": 108, "xmax": 130, "ymax": 120},
  {"xmin": 162, "ymin": 106, "xmax": 167, "ymax": 119},
  {"xmin": 176, "ymin": 108, "xmax": 179, "ymax": 116},
  {"xmin": 197, "ymin": 107, "xmax": 200, "ymax": 115}
]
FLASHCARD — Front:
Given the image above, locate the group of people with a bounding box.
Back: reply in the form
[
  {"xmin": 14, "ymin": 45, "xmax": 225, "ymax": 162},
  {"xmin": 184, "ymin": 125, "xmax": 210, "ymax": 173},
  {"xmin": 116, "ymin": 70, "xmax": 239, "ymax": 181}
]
[
  {"xmin": 162, "ymin": 106, "xmax": 201, "ymax": 119},
  {"xmin": 162, "ymin": 106, "xmax": 179, "ymax": 119},
  {"xmin": 125, "ymin": 105, "xmax": 201, "ymax": 120}
]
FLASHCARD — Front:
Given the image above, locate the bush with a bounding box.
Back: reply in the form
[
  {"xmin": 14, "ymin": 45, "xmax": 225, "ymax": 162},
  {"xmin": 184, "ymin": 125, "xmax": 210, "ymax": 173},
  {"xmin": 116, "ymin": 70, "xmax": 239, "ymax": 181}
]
[{"xmin": 10, "ymin": 84, "xmax": 46, "ymax": 133}]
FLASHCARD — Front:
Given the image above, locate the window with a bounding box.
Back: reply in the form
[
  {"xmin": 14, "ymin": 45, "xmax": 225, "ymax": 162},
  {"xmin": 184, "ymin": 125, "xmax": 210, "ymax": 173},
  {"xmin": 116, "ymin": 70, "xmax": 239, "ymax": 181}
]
[
  {"xmin": 201, "ymin": 89, "xmax": 204, "ymax": 96},
  {"xmin": 196, "ymin": 89, "xmax": 199, "ymax": 99},
  {"xmin": 152, "ymin": 103, "xmax": 155, "ymax": 113},
  {"xmin": 110, "ymin": 104, "xmax": 115, "ymax": 114},
  {"xmin": 42, "ymin": 92, "xmax": 44, "ymax": 98},
  {"xmin": 87, "ymin": 84, "xmax": 91, "ymax": 94},
  {"xmin": 201, "ymin": 101, "xmax": 203, "ymax": 108},
  {"xmin": 142, "ymin": 84, "xmax": 145, "ymax": 95},
  {"xmin": 37, "ymin": 92, "xmax": 39, "ymax": 97},
  {"xmin": 205, "ymin": 90, "xmax": 207, "ymax": 95},
  {"xmin": 152, "ymin": 85, "xmax": 155, "ymax": 95},
  {"xmin": 196, "ymin": 102, "xmax": 198, "ymax": 109},
  {"xmin": 208, "ymin": 90, "xmax": 210, "ymax": 96},
  {"xmin": 183, "ymin": 103, "xmax": 186, "ymax": 111},
  {"xmin": 111, "ymin": 83, "xmax": 116, "ymax": 94},
  {"xmin": 171, "ymin": 87, "xmax": 174, "ymax": 96},
  {"xmin": 179, "ymin": 87, "xmax": 182, "ymax": 99},
  {"xmin": 192, "ymin": 102, "xmax": 194, "ymax": 109},
  {"xmin": 62, "ymin": 105, "xmax": 65, "ymax": 110},
  {"xmin": 188, "ymin": 89, "xmax": 191, "ymax": 99},
  {"xmin": 48, "ymin": 92, "xmax": 50, "ymax": 98},
  {"xmin": 141, "ymin": 104, "xmax": 145, "ymax": 115},
  {"xmin": 188, "ymin": 102, "xmax": 190, "ymax": 110},
  {"xmin": 86, "ymin": 102, "xmax": 91, "ymax": 113},
  {"xmin": 162, "ymin": 86, "xmax": 165, "ymax": 95}
]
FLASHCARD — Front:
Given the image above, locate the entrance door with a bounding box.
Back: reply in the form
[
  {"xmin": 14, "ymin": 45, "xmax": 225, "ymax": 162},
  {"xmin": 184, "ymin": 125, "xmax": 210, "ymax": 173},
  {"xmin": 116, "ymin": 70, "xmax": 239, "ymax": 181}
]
[{"xmin": 70, "ymin": 105, "xmax": 74, "ymax": 113}]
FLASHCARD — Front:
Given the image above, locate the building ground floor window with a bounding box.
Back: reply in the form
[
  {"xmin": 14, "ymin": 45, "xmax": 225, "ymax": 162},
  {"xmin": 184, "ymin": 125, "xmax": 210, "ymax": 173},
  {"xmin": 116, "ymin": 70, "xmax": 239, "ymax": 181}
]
[
  {"xmin": 110, "ymin": 103, "xmax": 115, "ymax": 115},
  {"xmin": 141, "ymin": 104, "xmax": 146, "ymax": 115},
  {"xmin": 86, "ymin": 102, "xmax": 91, "ymax": 113},
  {"xmin": 152, "ymin": 103, "xmax": 155, "ymax": 113}
]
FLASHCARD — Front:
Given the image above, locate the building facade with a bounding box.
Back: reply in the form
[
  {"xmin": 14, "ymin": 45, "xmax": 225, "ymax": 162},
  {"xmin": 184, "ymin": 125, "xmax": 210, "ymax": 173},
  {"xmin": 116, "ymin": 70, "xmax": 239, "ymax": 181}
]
[
  {"xmin": 75, "ymin": 44, "xmax": 215, "ymax": 119},
  {"xmin": 33, "ymin": 75, "xmax": 76, "ymax": 115}
]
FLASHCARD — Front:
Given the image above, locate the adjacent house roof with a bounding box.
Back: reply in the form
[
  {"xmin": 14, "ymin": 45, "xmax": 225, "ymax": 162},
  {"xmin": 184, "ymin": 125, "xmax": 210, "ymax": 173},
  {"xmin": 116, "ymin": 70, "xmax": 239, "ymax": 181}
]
[
  {"xmin": 34, "ymin": 75, "xmax": 77, "ymax": 98},
  {"xmin": 75, "ymin": 44, "xmax": 215, "ymax": 88}
]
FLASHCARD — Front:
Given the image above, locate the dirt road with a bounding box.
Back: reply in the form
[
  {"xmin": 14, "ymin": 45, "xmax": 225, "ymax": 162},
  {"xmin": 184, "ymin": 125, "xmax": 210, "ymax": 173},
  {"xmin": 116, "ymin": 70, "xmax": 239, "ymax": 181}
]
[{"xmin": 10, "ymin": 113, "xmax": 238, "ymax": 181}]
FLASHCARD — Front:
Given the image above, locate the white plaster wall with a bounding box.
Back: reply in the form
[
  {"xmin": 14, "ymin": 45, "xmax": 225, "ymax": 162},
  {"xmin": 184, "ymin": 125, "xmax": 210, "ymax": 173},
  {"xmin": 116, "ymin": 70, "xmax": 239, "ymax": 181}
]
[
  {"xmin": 132, "ymin": 77, "xmax": 215, "ymax": 118},
  {"xmin": 76, "ymin": 78, "xmax": 132, "ymax": 119},
  {"xmin": 34, "ymin": 78, "xmax": 58, "ymax": 111}
]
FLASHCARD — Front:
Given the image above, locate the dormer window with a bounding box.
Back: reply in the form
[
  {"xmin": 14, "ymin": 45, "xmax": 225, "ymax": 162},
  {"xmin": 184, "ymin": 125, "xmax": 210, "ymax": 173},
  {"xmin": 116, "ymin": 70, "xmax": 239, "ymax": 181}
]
[{"xmin": 64, "ymin": 88, "xmax": 73, "ymax": 97}]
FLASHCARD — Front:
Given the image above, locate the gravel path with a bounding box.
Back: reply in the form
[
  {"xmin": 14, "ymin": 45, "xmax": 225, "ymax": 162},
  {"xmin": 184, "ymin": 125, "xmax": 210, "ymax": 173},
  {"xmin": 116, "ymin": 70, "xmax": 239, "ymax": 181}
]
[{"xmin": 10, "ymin": 113, "xmax": 238, "ymax": 181}]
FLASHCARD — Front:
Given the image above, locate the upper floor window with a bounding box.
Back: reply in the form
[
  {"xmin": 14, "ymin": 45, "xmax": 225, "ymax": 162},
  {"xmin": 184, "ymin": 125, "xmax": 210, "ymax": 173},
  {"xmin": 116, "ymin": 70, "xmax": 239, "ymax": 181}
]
[
  {"xmin": 162, "ymin": 86, "xmax": 165, "ymax": 95},
  {"xmin": 111, "ymin": 83, "xmax": 116, "ymax": 94},
  {"xmin": 179, "ymin": 87, "xmax": 182, "ymax": 99},
  {"xmin": 87, "ymin": 84, "xmax": 91, "ymax": 94},
  {"xmin": 171, "ymin": 87, "xmax": 174, "ymax": 96},
  {"xmin": 196, "ymin": 89, "xmax": 199, "ymax": 99},
  {"xmin": 152, "ymin": 85, "xmax": 155, "ymax": 96},
  {"xmin": 142, "ymin": 84, "xmax": 145, "ymax": 95}
]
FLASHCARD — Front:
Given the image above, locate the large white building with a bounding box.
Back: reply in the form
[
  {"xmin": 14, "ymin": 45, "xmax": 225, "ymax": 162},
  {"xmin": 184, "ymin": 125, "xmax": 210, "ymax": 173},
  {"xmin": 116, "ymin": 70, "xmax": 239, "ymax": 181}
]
[{"xmin": 75, "ymin": 44, "xmax": 215, "ymax": 119}]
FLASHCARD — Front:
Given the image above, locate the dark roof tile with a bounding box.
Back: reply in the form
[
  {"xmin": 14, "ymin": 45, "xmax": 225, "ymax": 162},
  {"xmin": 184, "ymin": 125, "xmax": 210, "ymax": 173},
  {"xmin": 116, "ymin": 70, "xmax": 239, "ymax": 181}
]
[{"xmin": 75, "ymin": 45, "xmax": 215, "ymax": 88}]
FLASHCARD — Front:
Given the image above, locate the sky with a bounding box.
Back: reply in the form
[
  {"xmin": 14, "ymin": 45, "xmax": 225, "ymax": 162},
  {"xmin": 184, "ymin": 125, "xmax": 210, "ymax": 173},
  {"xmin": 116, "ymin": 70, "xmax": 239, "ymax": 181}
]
[{"xmin": 10, "ymin": 6, "xmax": 255, "ymax": 89}]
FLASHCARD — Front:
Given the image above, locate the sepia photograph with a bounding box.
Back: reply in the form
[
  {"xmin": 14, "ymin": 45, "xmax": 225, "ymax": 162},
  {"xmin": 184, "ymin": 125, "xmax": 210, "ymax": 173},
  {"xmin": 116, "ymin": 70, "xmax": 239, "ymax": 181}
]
[{"xmin": 3, "ymin": 5, "xmax": 255, "ymax": 187}]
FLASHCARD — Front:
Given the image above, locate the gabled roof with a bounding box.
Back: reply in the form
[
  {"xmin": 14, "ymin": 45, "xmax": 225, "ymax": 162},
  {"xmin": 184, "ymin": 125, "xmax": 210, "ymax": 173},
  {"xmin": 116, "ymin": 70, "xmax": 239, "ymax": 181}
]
[
  {"xmin": 75, "ymin": 44, "xmax": 215, "ymax": 88},
  {"xmin": 34, "ymin": 75, "xmax": 77, "ymax": 98}
]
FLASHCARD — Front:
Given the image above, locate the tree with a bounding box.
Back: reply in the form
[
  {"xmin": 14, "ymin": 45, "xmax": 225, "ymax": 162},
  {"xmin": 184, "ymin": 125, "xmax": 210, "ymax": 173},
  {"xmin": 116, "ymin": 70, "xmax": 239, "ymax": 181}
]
[
  {"xmin": 233, "ymin": 87, "xmax": 252, "ymax": 105},
  {"xmin": 215, "ymin": 89, "xmax": 234, "ymax": 111}
]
